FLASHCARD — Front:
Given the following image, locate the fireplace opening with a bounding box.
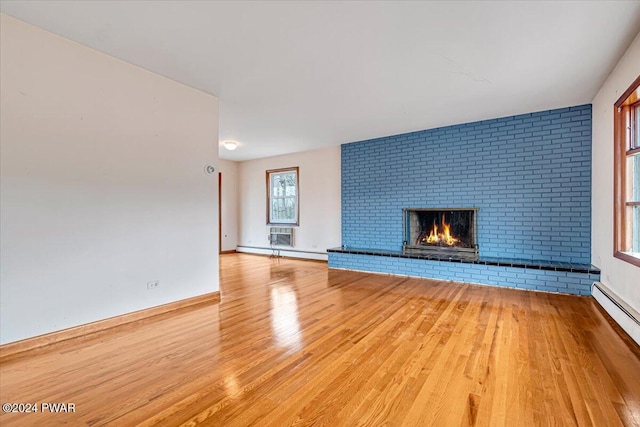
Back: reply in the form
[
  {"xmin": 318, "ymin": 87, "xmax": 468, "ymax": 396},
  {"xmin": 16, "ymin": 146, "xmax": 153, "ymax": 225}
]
[{"xmin": 403, "ymin": 208, "xmax": 478, "ymax": 258}]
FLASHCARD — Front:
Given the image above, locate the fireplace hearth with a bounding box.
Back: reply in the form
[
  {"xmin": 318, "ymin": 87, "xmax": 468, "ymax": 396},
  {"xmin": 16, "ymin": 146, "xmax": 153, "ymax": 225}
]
[{"xmin": 403, "ymin": 208, "xmax": 478, "ymax": 259}]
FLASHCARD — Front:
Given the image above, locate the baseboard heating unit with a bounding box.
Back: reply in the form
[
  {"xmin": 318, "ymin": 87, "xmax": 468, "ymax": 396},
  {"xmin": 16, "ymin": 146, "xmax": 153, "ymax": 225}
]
[{"xmin": 592, "ymin": 282, "xmax": 640, "ymax": 346}]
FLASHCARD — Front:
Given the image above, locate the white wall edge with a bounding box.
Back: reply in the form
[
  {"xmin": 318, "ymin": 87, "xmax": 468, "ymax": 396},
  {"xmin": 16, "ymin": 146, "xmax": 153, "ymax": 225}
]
[
  {"xmin": 237, "ymin": 246, "xmax": 328, "ymax": 261},
  {"xmin": 592, "ymin": 282, "xmax": 640, "ymax": 346}
]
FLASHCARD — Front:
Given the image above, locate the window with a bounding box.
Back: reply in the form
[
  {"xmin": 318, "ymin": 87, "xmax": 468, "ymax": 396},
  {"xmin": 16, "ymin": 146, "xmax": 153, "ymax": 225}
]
[
  {"xmin": 614, "ymin": 75, "xmax": 640, "ymax": 267},
  {"xmin": 266, "ymin": 167, "xmax": 299, "ymax": 225}
]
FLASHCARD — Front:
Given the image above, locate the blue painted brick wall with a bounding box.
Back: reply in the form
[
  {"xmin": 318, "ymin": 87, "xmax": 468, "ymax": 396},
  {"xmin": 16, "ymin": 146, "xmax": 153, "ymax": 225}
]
[
  {"xmin": 328, "ymin": 253, "xmax": 598, "ymax": 296},
  {"xmin": 341, "ymin": 105, "xmax": 592, "ymax": 263}
]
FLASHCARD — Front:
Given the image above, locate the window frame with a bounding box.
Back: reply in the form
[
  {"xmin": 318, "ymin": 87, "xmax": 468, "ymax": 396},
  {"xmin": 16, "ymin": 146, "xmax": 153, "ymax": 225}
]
[
  {"xmin": 266, "ymin": 167, "xmax": 300, "ymax": 226},
  {"xmin": 613, "ymin": 75, "xmax": 640, "ymax": 267}
]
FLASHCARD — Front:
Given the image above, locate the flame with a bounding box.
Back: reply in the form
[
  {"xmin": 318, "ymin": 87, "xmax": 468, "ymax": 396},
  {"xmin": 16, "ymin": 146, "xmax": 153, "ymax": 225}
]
[
  {"xmin": 426, "ymin": 224, "xmax": 439, "ymax": 243},
  {"xmin": 423, "ymin": 214, "xmax": 459, "ymax": 246}
]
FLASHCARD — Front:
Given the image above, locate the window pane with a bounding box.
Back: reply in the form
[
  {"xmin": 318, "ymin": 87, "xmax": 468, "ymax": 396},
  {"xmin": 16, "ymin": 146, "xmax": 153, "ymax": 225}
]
[
  {"xmin": 628, "ymin": 152, "xmax": 640, "ymax": 202},
  {"xmin": 271, "ymin": 198, "xmax": 284, "ymax": 221},
  {"xmin": 272, "ymin": 175, "xmax": 283, "ymax": 197},
  {"xmin": 635, "ymin": 105, "xmax": 640, "ymax": 150},
  {"xmin": 285, "ymin": 181, "xmax": 296, "ymax": 196},
  {"xmin": 284, "ymin": 197, "xmax": 296, "ymax": 218},
  {"xmin": 271, "ymin": 197, "xmax": 296, "ymax": 223},
  {"xmin": 280, "ymin": 172, "xmax": 296, "ymax": 196},
  {"xmin": 631, "ymin": 205, "xmax": 640, "ymax": 254},
  {"xmin": 268, "ymin": 168, "xmax": 298, "ymax": 224},
  {"xmin": 272, "ymin": 172, "xmax": 296, "ymax": 197}
]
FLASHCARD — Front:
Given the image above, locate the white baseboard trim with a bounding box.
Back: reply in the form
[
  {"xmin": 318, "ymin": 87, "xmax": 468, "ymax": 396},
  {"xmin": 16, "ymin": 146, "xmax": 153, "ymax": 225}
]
[
  {"xmin": 592, "ymin": 282, "xmax": 640, "ymax": 346},
  {"xmin": 0, "ymin": 292, "xmax": 220, "ymax": 362},
  {"xmin": 236, "ymin": 246, "xmax": 328, "ymax": 261}
]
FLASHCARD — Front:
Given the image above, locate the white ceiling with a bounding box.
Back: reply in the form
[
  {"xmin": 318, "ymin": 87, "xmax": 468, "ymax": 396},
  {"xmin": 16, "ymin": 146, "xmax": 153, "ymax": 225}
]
[{"xmin": 2, "ymin": 1, "xmax": 640, "ymax": 161}]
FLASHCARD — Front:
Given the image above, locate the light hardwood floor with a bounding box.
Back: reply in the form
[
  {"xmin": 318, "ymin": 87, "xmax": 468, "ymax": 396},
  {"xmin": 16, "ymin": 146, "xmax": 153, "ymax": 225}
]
[{"xmin": 1, "ymin": 253, "xmax": 639, "ymax": 426}]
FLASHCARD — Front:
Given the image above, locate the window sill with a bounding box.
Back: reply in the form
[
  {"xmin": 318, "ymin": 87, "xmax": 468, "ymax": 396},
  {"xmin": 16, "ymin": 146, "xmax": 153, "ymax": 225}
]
[{"xmin": 614, "ymin": 251, "xmax": 640, "ymax": 268}]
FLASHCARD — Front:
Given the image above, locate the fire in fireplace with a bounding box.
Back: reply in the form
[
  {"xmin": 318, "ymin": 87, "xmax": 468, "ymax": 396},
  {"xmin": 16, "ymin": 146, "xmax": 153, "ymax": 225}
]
[{"xmin": 404, "ymin": 208, "xmax": 478, "ymax": 258}]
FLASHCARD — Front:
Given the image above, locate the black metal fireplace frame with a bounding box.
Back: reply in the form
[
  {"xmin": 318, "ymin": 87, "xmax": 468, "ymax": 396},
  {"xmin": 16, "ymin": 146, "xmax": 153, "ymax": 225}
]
[{"xmin": 403, "ymin": 208, "xmax": 479, "ymax": 259}]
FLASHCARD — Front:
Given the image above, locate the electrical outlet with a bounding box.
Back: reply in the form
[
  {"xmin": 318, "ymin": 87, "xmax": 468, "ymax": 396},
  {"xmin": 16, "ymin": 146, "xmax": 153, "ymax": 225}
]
[
  {"xmin": 147, "ymin": 280, "xmax": 160, "ymax": 290},
  {"xmin": 312, "ymin": 244, "xmax": 318, "ymax": 249}
]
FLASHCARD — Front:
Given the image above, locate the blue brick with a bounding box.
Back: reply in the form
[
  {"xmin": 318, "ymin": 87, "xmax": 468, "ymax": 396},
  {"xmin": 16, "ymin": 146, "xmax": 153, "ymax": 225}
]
[
  {"xmin": 341, "ymin": 104, "xmax": 591, "ymax": 265},
  {"xmin": 328, "ymin": 253, "xmax": 598, "ymax": 295}
]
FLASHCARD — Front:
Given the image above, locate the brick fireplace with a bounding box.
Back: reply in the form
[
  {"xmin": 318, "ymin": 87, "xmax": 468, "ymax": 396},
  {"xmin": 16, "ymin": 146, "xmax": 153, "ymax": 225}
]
[
  {"xmin": 329, "ymin": 104, "xmax": 599, "ymax": 295},
  {"xmin": 404, "ymin": 208, "xmax": 478, "ymax": 259}
]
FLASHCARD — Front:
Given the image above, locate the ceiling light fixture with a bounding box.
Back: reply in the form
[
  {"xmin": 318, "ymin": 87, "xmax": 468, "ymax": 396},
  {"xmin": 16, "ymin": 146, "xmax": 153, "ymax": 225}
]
[{"xmin": 223, "ymin": 141, "xmax": 238, "ymax": 151}]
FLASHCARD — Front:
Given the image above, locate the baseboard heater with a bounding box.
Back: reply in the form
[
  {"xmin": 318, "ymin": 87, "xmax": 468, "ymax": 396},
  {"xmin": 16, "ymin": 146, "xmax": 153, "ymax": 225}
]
[
  {"xmin": 592, "ymin": 282, "xmax": 640, "ymax": 346},
  {"xmin": 236, "ymin": 246, "xmax": 328, "ymax": 261}
]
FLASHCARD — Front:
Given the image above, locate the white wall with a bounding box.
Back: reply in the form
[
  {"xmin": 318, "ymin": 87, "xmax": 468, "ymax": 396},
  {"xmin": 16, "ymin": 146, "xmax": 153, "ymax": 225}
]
[
  {"xmin": 592, "ymin": 32, "xmax": 640, "ymax": 313},
  {"xmin": 0, "ymin": 14, "xmax": 219, "ymax": 345},
  {"xmin": 219, "ymin": 159, "xmax": 239, "ymax": 251},
  {"xmin": 238, "ymin": 147, "xmax": 341, "ymax": 260}
]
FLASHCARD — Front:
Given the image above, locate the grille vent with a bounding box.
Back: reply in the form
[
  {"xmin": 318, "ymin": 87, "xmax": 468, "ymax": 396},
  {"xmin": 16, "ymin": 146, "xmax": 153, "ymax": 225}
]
[{"xmin": 269, "ymin": 227, "xmax": 294, "ymax": 247}]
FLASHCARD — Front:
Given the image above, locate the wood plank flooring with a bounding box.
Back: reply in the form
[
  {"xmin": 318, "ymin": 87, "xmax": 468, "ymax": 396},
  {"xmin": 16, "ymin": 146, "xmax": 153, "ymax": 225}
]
[{"xmin": 1, "ymin": 253, "xmax": 639, "ymax": 426}]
